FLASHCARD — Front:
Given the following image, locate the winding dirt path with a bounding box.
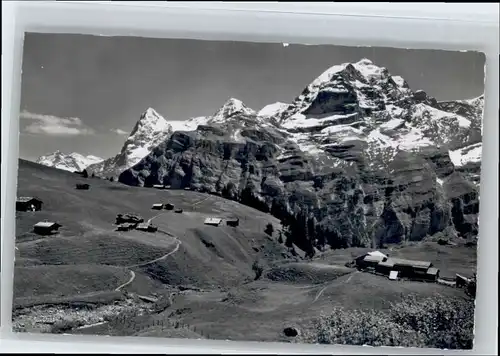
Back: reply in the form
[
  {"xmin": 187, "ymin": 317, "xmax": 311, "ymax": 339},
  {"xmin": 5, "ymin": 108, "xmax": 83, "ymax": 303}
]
[
  {"xmin": 126, "ymin": 239, "xmax": 181, "ymax": 268},
  {"xmin": 312, "ymin": 271, "xmax": 359, "ymax": 303},
  {"xmin": 115, "ymin": 271, "xmax": 136, "ymax": 291},
  {"xmin": 116, "ymin": 194, "xmax": 211, "ymax": 290}
]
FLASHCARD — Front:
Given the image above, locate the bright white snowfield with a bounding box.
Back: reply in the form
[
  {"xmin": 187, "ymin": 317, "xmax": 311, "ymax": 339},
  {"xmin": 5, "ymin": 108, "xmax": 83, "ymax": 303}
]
[
  {"xmin": 449, "ymin": 143, "xmax": 482, "ymax": 167},
  {"xmin": 257, "ymin": 102, "xmax": 290, "ymax": 119},
  {"xmin": 35, "ymin": 58, "xmax": 484, "ymax": 177}
]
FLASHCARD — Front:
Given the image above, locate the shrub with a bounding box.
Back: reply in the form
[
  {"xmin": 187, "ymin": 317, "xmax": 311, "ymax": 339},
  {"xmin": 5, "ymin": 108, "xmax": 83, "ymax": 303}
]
[
  {"xmin": 278, "ymin": 231, "xmax": 284, "ymax": 244},
  {"xmin": 265, "ymin": 223, "xmax": 274, "ymax": 237},
  {"xmin": 50, "ymin": 317, "xmax": 85, "ymax": 334},
  {"xmin": 252, "ymin": 260, "xmax": 264, "ymax": 280},
  {"xmin": 389, "ymin": 295, "xmax": 475, "ymax": 350},
  {"xmin": 301, "ymin": 295, "xmax": 475, "ymax": 349}
]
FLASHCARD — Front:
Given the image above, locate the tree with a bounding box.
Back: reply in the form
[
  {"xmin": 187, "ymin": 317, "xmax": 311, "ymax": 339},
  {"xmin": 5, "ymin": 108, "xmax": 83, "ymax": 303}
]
[
  {"xmin": 252, "ymin": 260, "xmax": 264, "ymax": 280},
  {"xmin": 109, "ymin": 176, "xmax": 115, "ymax": 182},
  {"xmin": 91, "ymin": 172, "xmax": 95, "ymax": 178},
  {"xmin": 82, "ymin": 169, "xmax": 89, "ymax": 178},
  {"xmin": 265, "ymin": 223, "xmax": 274, "ymax": 236},
  {"xmin": 277, "ymin": 230, "xmax": 284, "ymax": 244}
]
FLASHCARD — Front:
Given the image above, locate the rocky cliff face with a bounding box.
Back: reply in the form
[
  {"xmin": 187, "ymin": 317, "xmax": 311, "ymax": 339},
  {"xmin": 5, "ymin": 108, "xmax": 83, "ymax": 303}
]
[{"xmin": 119, "ymin": 59, "xmax": 483, "ymax": 252}]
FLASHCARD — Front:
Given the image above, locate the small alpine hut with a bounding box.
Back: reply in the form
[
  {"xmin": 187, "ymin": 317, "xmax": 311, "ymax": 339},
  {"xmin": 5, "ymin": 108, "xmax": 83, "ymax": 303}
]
[
  {"xmin": 164, "ymin": 203, "xmax": 175, "ymax": 210},
  {"xmin": 16, "ymin": 197, "xmax": 43, "ymax": 212},
  {"xmin": 136, "ymin": 223, "xmax": 158, "ymax": 232},
  {"xmin": 226, "ymin": 217, "xmax": 240, "ymax": 227},
  {"xmin": 116, "ymin": 213, "xmax": 144, "ymax": 225},
  {"xmin": 152, "ymin": 203, "xmax": 164, "ymax": 210},
  {"xmin": 33, "ymin": 221, "xmax": 61, "ymax": 235},
  {"xmin": 153, "ymin": 184, "xmax": 165, "ymax": 190},
  {"xmin": 204, "ymin": 217, "xmax": 222, "ymax": 227},
  {"xmin": 75, "ymin": 183, "xmax": 90, "ymax": 190},
  {"xmin": 116, "ymin": 223, "xmax": 136, "ymax": 231}
]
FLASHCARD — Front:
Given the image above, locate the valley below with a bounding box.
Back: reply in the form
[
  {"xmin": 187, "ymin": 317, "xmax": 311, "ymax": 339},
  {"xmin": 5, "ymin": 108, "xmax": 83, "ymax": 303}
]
[{"xmin": 13, "ymin": 160, "xmax": 476, "ymax": 347}]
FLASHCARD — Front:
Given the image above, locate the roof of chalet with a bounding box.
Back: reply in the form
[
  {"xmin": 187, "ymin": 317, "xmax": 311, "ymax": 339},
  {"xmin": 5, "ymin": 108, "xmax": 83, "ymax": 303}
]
[
  {"xmin": 204, "ymin": 218, "xmax": 222, "ymax": 225},
  {"xmin": 367, "ymin": 250, "xmax": 388, "ymax": 259},
  {"xmin": 363, "ymin": 254, "xmax": 387, "ymax": 263},
  {"xmin": 17, "ymin": 197, "xmax": 42, "ymax": 203},
  {"xmin": 34, "ymin": 221, "xmax": 60, "ymax": 228},
  {"xmin": 389, "ymin": 258, "xmax": 432, "ymax": 269},
  {"xmin": 119, "ymin": 223, "xmax": 136, "ymax": 228},
  {"xmin": 427, "ymin": 267, "xmax": 439, "ymax": 275},
  {"xmin": 378, "ymin": 260, "xmax": 395, "ymax": 268}
]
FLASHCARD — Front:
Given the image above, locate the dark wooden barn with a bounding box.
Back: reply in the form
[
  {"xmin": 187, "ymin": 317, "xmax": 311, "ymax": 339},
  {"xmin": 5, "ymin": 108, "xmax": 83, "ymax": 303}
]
[
  {"xmin": 16, "ymin": 197, "xmax": 43, "ymax": 212},
  {"xmin": 116, "ymin": 223, "xmax": 137, "ymax": 231},
  {"xmin": 76, "ymin": 183, "xmax": 90, "ymax": 190},
  {"xmin": 33, "ymin": 221, "xmax": 61, "ymax": 235},
  {"xmin": 164, "ymin": 203, "xmax": 175, "ymax": 210},
  {"xmin": 226, "ymin": 218, "xmax": 240, "ymax": 227},
  {"xmin": 136, "ymin": 223, "xmax": 158, "ymax": 232}
]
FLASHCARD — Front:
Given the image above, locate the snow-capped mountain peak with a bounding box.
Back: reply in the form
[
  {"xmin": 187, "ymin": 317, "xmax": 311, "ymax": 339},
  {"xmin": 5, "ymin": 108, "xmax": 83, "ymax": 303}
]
[
  {"xmin": 36, "ymin": 151, "xmax": 103, "ymax": 172},
  {"xmin": 212, "ymin": 97, "xmax": 256, "ymax": 122},
  {"xmin": 132, "ymin": 107, "xmax": 171, "ymax": 136},
  {"xmin": 86, "ymin": 108, "xmax": 173, "ymax": 178}
]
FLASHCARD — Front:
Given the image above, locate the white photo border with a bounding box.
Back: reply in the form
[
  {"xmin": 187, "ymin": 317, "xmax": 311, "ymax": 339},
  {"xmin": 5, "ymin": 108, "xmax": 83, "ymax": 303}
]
[{"xmin": 1, "ymin": 2, "xmax": 498, "ymax": 354}]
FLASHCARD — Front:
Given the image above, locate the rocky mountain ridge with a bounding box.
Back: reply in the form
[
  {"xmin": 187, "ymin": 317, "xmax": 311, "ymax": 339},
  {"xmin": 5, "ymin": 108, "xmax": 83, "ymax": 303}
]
[
  {"xmin": 34, "ymin": 58, "xmax": 483, "ymax": 254},
  {"xmin": 117, "ymin": 58, "xmax": 483, "ymax": 253}
]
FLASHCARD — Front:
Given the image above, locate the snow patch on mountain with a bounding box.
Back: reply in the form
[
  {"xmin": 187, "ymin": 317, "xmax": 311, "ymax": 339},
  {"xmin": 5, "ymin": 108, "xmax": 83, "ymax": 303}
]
[
  {"xmin": 449, "ymin": 143, "xmax": 482, "ymax": 167},
  {"xmin": 258, "ymin": 102, "xmax": 290, "ymax": 119},
  {"xmin": 36, "ymin": 151, "xmax": 103, "ymax": 172},
  {"xmin": 164, "ymin": 116, "xmax": 209, "ymax": 133},
  {"xmin": 391, "ymin": 75, "xmax": 406, "ymax": 87}
]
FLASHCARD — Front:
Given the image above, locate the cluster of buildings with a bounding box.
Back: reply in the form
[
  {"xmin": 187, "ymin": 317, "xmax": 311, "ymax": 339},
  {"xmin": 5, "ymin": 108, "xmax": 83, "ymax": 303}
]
[
  {"xmin": 151, "ymin": 202, "xmax": 181, "ymax": 213},
  {"xmin": 204, "ymin": 217, "xmax": 239, "ymax": 227},
  {"xmin": 354, "ymin": 251, "xmax": 440, "ymax": 282},
  {"xmin": 16, "ymin": 197, "xmax": 62, "ymax": 235},
  {"xmin": 114, "ymin": 213, "xmax": 158, "ymax": 233}
]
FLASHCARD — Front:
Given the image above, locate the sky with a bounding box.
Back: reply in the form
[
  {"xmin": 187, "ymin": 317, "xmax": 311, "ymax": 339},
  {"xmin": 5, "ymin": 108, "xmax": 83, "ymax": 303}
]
[{"xmin": 19, "ymin": 33, "xmax": 485, "ymax": 161}]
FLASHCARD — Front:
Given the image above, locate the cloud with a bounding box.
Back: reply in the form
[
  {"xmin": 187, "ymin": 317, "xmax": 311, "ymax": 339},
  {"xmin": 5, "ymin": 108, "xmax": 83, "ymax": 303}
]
[
  {"xmin": 20, "ymin": 110, "xmax": 95, "ymax": 136},
  {"xmin": 110, "ymin": 128, "xmax": 128, "ymax": 135}
]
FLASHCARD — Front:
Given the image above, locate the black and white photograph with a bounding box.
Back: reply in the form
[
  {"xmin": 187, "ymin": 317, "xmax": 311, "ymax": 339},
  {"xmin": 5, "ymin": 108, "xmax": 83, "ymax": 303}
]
[{"xmin": 13, "ymin": 33, "xmax": 485, "ymax": 349}]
